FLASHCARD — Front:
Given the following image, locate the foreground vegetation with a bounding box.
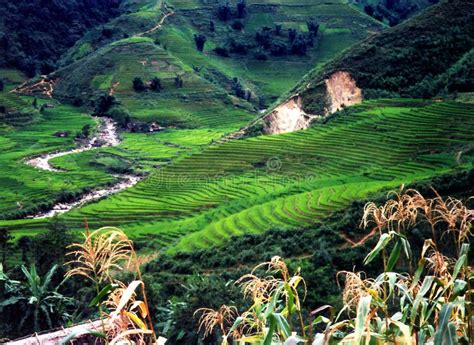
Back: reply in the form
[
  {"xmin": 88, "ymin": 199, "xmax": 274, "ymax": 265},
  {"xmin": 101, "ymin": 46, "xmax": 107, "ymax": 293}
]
[
  {"xmin": 1, "ymin": 188, "xmax": 472, "ymax": 344},
  {"xmin": 194, "ymin": 189, "xmax": 474, "ymax": 344}
]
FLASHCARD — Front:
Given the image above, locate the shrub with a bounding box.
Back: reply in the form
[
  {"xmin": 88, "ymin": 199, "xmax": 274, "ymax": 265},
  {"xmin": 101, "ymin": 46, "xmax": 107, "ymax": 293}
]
[
  {"xmin": 232, "ymin": 21, "xmax": 244, "ymax": 30},
  {"xmin": 214, "ymin": 47, "xmax": 230, "ymax": 57},
  {"xmin": 236, "ymin": 0, "xmax": 246, "ymax": 19},
  {"xmin": 217, "ymin": 2, "xmax": 231, "ymax": 21},
  {"xmin": 194, "ymin": 34, "xmax": 207, "ymax": 52},
  {"xmin": 149, "ymin": 77, "xmax": 163, "ymax": 92},
  {"xmin": 133, "ymin": 77, "xmax": 146, "ymax": 92}
]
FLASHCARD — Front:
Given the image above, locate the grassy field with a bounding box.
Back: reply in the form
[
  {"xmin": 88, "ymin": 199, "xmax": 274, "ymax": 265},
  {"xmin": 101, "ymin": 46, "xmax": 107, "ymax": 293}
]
[{"xmin": 3, "ymin": 99, "xmax": 473, "ymax": 253}]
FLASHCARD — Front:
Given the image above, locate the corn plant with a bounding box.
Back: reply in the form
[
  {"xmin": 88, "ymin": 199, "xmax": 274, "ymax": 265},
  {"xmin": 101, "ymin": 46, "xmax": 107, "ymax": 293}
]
[
  {"xmin": 63, "ymin": 227, "xmax": 160, "ymax": 344},
  {"xmin": 313, "ymin": 189, "xmax": 473, "ymax": 344},
  {"xmin": 196, "ymin": 256, "xmax": 307, "ymax": 344},
  {"xmin": 196, "ymin": 189, "xmax": 473, "ymax": 344}
]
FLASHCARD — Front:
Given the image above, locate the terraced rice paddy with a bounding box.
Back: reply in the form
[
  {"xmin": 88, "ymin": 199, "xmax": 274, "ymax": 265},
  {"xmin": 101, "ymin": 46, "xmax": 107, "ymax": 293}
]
[{"xmin": 4, "ymin": 99, "xmax": 472, "ymax": 252}]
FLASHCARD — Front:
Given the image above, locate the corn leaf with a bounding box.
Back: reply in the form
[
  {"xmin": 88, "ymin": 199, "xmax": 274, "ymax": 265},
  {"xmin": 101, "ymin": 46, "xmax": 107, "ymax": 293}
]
[
  {"xmin": 229, "ymin": 316, "xmax": 243, "ymax": 334},
  {"xmin": 263, "ymin": 313, "xmax": 278, "ymax": 345},
  {"xmin": 112, "ymin": 280, "xmax": 143, "ymax": 316},
  {"xmin": 449, "ymin": 279, "xmax": 467, "ymax": 301},
  {"xmin": 364, "ymin": 233, "xmax": 392, "ymax": 265},
  {"xmin": 433, "ymin": 303, "xmax": 454, "ymax": 345},
  {"xmin": 354, "ymin": 295, "xmax": 372, "ymax": 344},
  {"xmin": 125, "ymin": 310, "xmax": 148, "ymax": 330},
  {"xmin": 387, "ymin": 240, "xmax": 401, "ymax": 271},
  {"xmin": 130, "ymin": 300, "xmax": 148, "ymax": 318},
  {"xmin": 89, "ymin": 283, "xmax": 117, "ymax": 307}
]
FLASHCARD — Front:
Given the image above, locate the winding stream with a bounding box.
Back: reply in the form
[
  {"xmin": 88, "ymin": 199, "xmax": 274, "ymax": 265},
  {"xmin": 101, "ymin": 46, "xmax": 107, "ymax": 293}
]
[{"xmin": 25, "ymin": 117, "xmax": 143, "ymax": 219}]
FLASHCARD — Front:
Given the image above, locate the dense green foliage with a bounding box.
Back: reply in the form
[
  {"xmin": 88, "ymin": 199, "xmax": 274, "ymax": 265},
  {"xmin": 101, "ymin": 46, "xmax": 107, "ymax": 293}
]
[
  {"xmin": 356, "ymin": 0, "xmax": 435, "ymax": 26},
  {"xmin": 51, "ymin": 0, "xmax": 382, "ymax": 127},
  {"xmin": 0, "ymin": 0, "xmax": 123, "ymax": 76},
  {"xmin": 292, "ymin": 1, "xmax": 474, "ymax": 114}
]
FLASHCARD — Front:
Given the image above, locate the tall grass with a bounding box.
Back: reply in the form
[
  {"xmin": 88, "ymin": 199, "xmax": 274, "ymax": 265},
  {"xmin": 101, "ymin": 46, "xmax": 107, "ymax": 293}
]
[{"xmin": 64, "ymin": 226, "xmax": 160, "ymax": 344}]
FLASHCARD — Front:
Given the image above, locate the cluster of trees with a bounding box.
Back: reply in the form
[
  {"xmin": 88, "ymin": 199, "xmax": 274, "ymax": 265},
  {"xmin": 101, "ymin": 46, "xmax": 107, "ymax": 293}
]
[
  {"xmin": 214, "ymin": 20, "xmax": 319, "ymax": 59},
  {"xmin": 132, "ymin": 77, "xmax": 159, "ymax": 92},
  {"xmin": 217, "ymin": 0, "xmax": 247, "ymax": 22},
  {"xmin": 133, "ymin": 76, "xmax": 184, "ymax": 92},
  {"xmin": 0, "ymin": 0, "xmax": 122, "ymax": 77},
  {"xmin": 364, "ymin": 0, "xmax": 438, "ymax": 27}
]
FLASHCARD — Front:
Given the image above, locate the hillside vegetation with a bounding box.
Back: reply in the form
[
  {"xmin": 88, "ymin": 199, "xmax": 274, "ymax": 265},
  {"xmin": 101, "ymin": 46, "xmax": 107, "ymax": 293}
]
[
  {"xmin": 279, "ymin": 0, "xmax": 474, "ymax": 116},
  {"xmin": 0, "ymin": 0, "xmax": 474, "ymax": 343},
  {"xmin": 49, "ymin": 0, "xmax": 384, "ymax": 129},
  {"xmin": 0, "ymin": 0, "xmax": 123, "ymax": 76}
]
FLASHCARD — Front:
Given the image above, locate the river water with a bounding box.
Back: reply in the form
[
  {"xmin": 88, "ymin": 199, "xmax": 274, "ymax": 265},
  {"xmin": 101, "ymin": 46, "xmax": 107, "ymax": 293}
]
[{"xmin": 25, "ymin": 117, "xmax": 143, "ymax": 219}]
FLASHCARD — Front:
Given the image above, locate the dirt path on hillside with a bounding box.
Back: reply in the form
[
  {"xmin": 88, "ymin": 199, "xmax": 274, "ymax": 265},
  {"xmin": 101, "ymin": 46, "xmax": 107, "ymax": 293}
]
[{"xmin": 135, "ymin": 10, "xmax": 175, "ymax": 37}]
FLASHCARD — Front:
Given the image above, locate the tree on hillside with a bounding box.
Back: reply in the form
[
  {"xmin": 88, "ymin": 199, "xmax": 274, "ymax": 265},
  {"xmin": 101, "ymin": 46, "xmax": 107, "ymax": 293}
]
[
  {"xmin": 40, "ymin": 61, "xmax": 55, "ymax": 75},
  {"xmin": 274, "ymin": 24, "xmax": 282, "ymax": 36},
  {"xmin": 76, "ymin": 124, "xmax": 92, "ymax": 139},
  {"xmin": 291, "ymin": 34, "xmax": 308, "ymax": 56},
  {"xmin": 0, "ymin": 79, "xmax": 4, "ymax": 92},
  {"xmin": 217, "ymin": 2, "xmax": 231, "ymax": 21},
  {"xmin": 288, "ymin": 28, "xmax": 297, "ymax": 42},
  {"xmin": 32, "ymin": 97, "xmax": 38, "ymax": 109},
  {"xmin": 307, "ymin": 20, "xmax": 320, "ymax": 36},
  {"xmin": 209, "ymin": 20, "xmax": 215, "ymax": 32},
  {"xmin": 194, "ymin": 34, "xmax": 207, "ymax": 52},
  {"xmin": 0, "ymin": 228, "xmax": 12, "ymax": 267},
  {"xmin": 231, "ymin": 77, "xmax": 246, "ymax": 99},
  {"xmin": 149, "ymin": 77, "xmax": 163, "ymax": 92},
  {"xmin": 133, "ymin": 77, "xmax": 146, "ymax": 92},
  {"xmin": 94, "ymin": 94, "xmax": 116, "ymax": 115},
  {"xmin": 236, "ymin": 0, "xmax": 246, "ymax": 19},
  {"xmin": 256, "ymin": 27, "xmax": 273, "ymax": 49},
  {"xmin": 30, "ymin": 220, "xmax": 76, "ymax": 276},
  {"xmin": 364, "ymin": 4, "xmax": 375, "ymax": 16},
  {"xmin": 175, "ymin": 75, "xmax": 184, "ymax": 88}
]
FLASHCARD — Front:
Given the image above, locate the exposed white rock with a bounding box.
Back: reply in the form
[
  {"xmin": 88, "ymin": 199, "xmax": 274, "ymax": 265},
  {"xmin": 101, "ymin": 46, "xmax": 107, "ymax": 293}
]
[{"xmin": 262, "ymin": 71, "xmax": 362, "ymax": 135}]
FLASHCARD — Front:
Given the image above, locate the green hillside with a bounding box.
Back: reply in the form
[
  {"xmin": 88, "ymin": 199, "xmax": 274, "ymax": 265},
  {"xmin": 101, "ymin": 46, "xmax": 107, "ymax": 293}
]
[
  {"xmin": 3, "ymin": 100, "xmax": 473, "ymax": 250},
  {"xmin": 281, "ymin": 0, "xmax": 474, "ymax": 116},
  {"xmin": 1, "ymin": 0, "xmax": 474, "ymax": 343},
  {"xmin": 50, "ymin": 0, "xmax": 383, "ymax": 129}
]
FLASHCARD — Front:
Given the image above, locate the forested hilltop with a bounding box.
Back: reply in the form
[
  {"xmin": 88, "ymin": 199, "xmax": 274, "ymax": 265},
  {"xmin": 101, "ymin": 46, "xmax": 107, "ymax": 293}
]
[
  {"xmin": 0, "ymin": 0, "xmax": 123, "ymax": 76},
  {"xmin": 0, "ymin": 0, "xmax": 473, "ymax": 343}
]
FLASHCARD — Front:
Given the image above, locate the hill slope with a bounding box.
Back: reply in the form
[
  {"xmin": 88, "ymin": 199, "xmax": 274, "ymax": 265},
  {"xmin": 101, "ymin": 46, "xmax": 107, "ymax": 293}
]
[
  {"xmin": 261, "ymin": 0, "xmax": 474, "ymax": 134},
  {"xmin": 4, "ymin": 100, "xmax": 473, "ymax": 252},
  {"xmin": 46, "ymin": 0, "xmax": 384, "ymax": 129},
  {"xmin": 0, "ymin": 0, "xmax": 123, "ymax": 76}
]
